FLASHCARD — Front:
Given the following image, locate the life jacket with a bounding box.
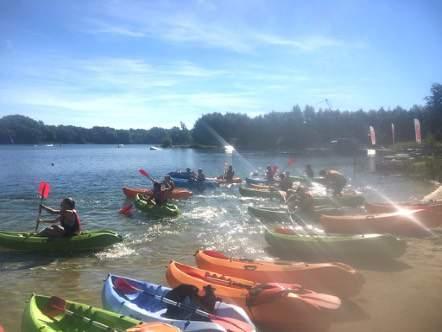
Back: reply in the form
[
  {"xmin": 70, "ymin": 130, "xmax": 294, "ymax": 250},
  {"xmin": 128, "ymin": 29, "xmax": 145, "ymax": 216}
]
[
  {"xmin": 61, "ymin": 210, "xmax": 81, "ymax": 236},
  {"xmin": 154, "ymin": 189, "xmax": 167, "ymax": 204}
]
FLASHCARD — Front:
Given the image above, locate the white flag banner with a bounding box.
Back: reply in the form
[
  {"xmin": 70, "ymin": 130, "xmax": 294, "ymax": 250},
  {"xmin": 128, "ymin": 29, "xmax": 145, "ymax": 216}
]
[{"xmin": 369, "ymin": 126, "xmax": 376, "ymax": 145}]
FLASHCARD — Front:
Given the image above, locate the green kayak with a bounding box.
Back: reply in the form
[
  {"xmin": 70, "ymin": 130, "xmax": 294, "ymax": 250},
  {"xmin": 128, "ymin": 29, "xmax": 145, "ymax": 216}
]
[
  {"xmin": 248, "ymin": 206, "xmax": 349, "ymax": 223},
  {"xmin": 0, "ymin": 230, "xmax": 122, "ymax": 252},
  {"xmin": 264, "ymin": 229, "xmax": 406, "ymax": 259},
  {"xmin": 134, "ymin": 194, "xmax": 180, "ymax": 218},
  {"xmin": 22, "ymin": 294, "xmax": 143, "ymax": 332},
  {"xmin": 240, "ymin": 186, "xmax": 365, "ymax": 207}
]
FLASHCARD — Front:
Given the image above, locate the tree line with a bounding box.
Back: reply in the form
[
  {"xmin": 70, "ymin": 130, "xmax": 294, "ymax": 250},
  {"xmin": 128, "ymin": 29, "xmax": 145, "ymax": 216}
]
[{"xmin": 1, "ymin": 83, "xmax": 441, "ymax": 148}]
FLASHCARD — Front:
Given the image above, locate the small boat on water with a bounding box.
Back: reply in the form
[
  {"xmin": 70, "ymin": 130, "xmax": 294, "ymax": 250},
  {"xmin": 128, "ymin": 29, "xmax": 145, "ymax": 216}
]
[{"xmin": 150, "ymin": 146, "xmax": 161, "ymax": 150}]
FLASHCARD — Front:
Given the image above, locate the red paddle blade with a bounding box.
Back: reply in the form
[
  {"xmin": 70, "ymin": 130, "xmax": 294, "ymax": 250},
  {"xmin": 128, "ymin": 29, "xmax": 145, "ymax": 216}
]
[
  {"xmin": 119, "ymin": 204, "xmax": 133, "ymax": 216},
  {"xmin": 43, "ymin": 296, "xmax": 67, "ymax": 318},
  {"xmin": 208, "ymin": 315, "xmax": 254, "ymax": 332},
  {"xmin": 139, "ymin": 169, "xmax": 149, "ymax": 177},
  {"xmin": 0, "ymin": 324, "xmax": 4, "ymax": 332},
  {"xmin": 38, "ymin": 181, "xmax": 51, "ymax": 199}
]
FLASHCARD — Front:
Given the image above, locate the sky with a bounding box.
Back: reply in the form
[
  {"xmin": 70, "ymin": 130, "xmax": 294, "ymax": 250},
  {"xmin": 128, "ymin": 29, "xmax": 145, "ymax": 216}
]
[{"xmin": 0, "ymin": 0, "xmax": 441, "ymax": 129}]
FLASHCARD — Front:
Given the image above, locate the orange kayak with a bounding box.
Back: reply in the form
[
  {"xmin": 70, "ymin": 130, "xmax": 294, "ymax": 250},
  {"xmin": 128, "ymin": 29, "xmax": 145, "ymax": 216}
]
[
  {"xmin": 122, "ymin": 187, "xmax": 192, "ymax": 200},
  {"xmin": 365, "ymin": 202, "xmax": 442, "ymax": 227},
  {"xmin": 320, "ymin": 209, "xmax": 433, "ymax": 237},
  {"xmin": 166, "ymin": 261, "xmax": 341, "ymax": 332},
  {"xmin": 194, "ymin": 250, "xmax": 364, "ymax": 298}
]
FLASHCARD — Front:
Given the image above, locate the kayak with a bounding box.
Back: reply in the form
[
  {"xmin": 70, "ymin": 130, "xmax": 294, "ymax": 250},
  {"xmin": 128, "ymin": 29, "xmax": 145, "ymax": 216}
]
[
  {"xmin": 245, "ymin": 178, "xmax": 275, "ymax": 186},
  {"xmin": 320, "ymin": 209, "xmax": 433, "ymax": 237},
  {"xmin": 122, "ymin": 187, "xmax": 192, "ymax": 200},
  {"xmin": 194, "ymin": 250, "xmax": 364, "ymax": 298},
  {"xmin": 171, "ymin": 178, "xmax": 218, "ymax": 190},
  {"xmin": 247, "ymin": 206, "xmax": 345, "ymax": 223},
  {"xmin": 103, "ymin": 274, "xmax": 255, "ymax": 332},
  {"xmin": 0, "ymin": 230, "xmax": 122, "ymax": 252},
  {"xmin": 365, "ymin": 202, "xmax": 442, "ymax": 227},
  {"xmin": 168, "ymin": 171, "xmax": 193, "ymax": 179},
  {"xmin": 216, "ymin": 177, "xmax": 242, "ymax": 184},
  {"xmin": 265, "ymin": 228, "xmax": 407, "ymax": 259},
  {"xmin": 239, "ymin": 186, "xmax": 365, "ymax": 207},
  {"xmin": 21, "ymin": 294, "xmax": 168, "ymax": 332},
  {"xmin": 166, "ymin": 261, "xmax": 341, "ymax": 332},
  {"xmin": 134, "ymin": 194, "xmax": 180, "ymax": 218}
]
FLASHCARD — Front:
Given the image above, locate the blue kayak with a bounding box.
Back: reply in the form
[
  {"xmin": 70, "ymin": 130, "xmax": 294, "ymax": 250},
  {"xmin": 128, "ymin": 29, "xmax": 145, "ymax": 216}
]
[
  {"xmin": 172, "ymin": 177, "xmax": 218, "ymax": 190},
  {"xmin": 168, "ymin": 171, "xmax": 193, "ymax": 179},
  {"xmin": 102, "ymin": 274, "xmax": 255, "ymax": 332}
]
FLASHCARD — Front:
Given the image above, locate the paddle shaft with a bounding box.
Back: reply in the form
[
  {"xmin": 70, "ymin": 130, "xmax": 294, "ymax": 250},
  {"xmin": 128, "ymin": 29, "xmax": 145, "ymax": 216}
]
[
  {"xmin": 59, "ymin": 306, "xmax": 124, "ymax": 332},
  {"xmin": 35, "ymin": 195, "xmax": 45, "ymax": 232}
]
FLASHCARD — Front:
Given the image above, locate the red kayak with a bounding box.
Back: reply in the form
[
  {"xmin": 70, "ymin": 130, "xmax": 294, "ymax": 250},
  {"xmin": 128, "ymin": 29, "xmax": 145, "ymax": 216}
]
[
  {"xmin": 320, "ymin": 209, "xmax": 433, "ymax": 237},
  {"xmin": 122, "ymin": 187, "xmax": 192, "ymax": 200},
  {"xmin": 365, "ymin": 202, "xmax": 442, "ymax": 227}
]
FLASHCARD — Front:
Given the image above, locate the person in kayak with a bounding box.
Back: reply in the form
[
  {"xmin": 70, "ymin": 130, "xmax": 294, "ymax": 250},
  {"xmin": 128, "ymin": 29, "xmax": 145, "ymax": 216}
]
[
  {"xmin": 279, "ymin": 172, "xmax": 293, "ymax": 192},
  {"xmin": 223, "ymin": 165, "xmax": 235, "ymax": 181},
  {"xmin": 162, "ymin": 175, "xmax": 176, "ymax": 192},
  {"xmin": 305, "ymin": 164, "xmax": 314, "ymax": 178},
  {"xmin": 195, "ymin": 169, "xmax": 206, "ymax": 182},
  {"xmin": 146, "ymin": 182, "xmax": 168, "ymax": 205},
  {"xmin": 185, "ymin": 167, "xmax": 196, "ymax": 179},
  {"xmin": 265, "ymin": 166, "xmax": 275, "ymax": 181},
  {"xmin": 38, "ymin": 197, "xmax": 81, "ymax": 237},
  {"xmin": 287, "ymin": 186, "xmax": 315, "ymax": 214},
  {"xmin": 319, "ymin": 169, "xmax": 347, "ymax": 196}
]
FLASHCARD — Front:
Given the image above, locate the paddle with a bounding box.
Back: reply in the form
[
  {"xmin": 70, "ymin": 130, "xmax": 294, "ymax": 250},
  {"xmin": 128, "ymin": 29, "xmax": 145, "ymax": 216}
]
[
  {"xmin": 43, "ymin": 296, "xmax": 156, "ymax": 332},
  {"xmin": 114, "ymin": 278, "xmax": 253, "ymax": 332},
  {"xmin": 35, "ymin": 181, "xmax": 51, "ymax": 232},
  {"xmin": 138, "ymin": 169, "xmax": 155, "ymax": 183},
  {"xmin": 119, "ymin": 203, "xmax": 133, "ymax": 217}
]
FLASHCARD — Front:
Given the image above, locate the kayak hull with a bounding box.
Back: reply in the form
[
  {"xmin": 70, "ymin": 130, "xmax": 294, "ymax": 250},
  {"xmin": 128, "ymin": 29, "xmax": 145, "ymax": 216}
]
[
  {"xmin": 102, "ymin": 274, "xmax": 255, "ymax": 332},
  {"xmin": 240, "ymin": 187, "xmax": 365, "ymax": 207},
  {"xmin": 216, "ymin": 177, "xmax": 242, "ymax": 184},
  {"xmin": 195, "ymin": 250, "xmax": 364, "ymax": 298},
  {"xmin": 171, "ymin": 178, "xmax": 218, "ymax": 190},
  {"xmin": 0, "ymin": 230, "xmax": 122, "ymax": 252},
  {"xmin": 166, "ymin": 261, "xmax": 340, "ymax": 332},
  {"xmin": 123, "ymin": 187, "xmax": 192, "ymax": 200},
  {"xmin": 265, "ymin": 228, "xmax": 406, "ymax": 259},
  {"xmin": 21, "ymin": 294, "xmax": 145, "ymax": 332},
  {"xmin": 365, "ymin": 202, "xmax": 442, "ymax": 227},
  {"xmin": 134, "ymin": 194, "xmax": 180, "ymax": 218},
  {"xmin": 320, "ymin": 210, "xmax": 433, "ymax": 237}
]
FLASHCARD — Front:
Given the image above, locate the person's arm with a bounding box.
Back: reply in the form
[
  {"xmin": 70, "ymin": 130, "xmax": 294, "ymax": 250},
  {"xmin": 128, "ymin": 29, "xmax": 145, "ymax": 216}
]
[
  {"xmin": 38, "ymin": 216, "xmax": 61, "ymax": 224},
  {"xmin": 40, "ymin": 204, "xmax": 60, "ymax": 215}
]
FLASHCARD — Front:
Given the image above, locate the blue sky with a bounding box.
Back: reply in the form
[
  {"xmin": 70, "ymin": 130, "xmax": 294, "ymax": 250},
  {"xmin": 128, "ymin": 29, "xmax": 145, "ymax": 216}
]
[{"xmin": 0, "ymin": 0, "xmax": 441, "ymax": 129}]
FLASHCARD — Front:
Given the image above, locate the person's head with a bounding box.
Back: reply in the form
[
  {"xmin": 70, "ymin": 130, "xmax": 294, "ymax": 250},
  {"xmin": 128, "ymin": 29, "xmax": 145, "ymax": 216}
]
[
  {"xmin": 306, "ymin": 164, "xmax": 312, "ymax": 170},
  {"xmin": 60, "ymin": 197, "xmax": 75, "ymax": 211},
  {"xmin": 319, "ymin": 169, "xmax": 326, "ymax": 176},
  {"xmin": 164, "ymin": 175, "xmax": 171, "ymax": 181},
  {"xmin": 266, "ymin": 166, "xmax": 271, "ymax": 171},
  {"xmin": 280, "ymin": 173, "xmax": 286, "ymax": 179},
  {"xmin": 198, "ymin": 169, "xmax": 203, "ymax": 174},
  {"xmin": 228, "ymin": 165, "xmax": 233, "ymax": 170},
  {"xmin": 186, "ymin": 168, "xmax": 191, "ymax": 172},
  {"xmin": 285, "ymin": 171, "xmax": 290, "ymax": 177}
]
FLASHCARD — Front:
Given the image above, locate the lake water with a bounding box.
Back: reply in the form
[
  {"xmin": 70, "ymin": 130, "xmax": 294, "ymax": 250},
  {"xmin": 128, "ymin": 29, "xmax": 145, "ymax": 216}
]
[{"xmin": 0, "ymin": 144, "xmax": 439, "ymax": 331}]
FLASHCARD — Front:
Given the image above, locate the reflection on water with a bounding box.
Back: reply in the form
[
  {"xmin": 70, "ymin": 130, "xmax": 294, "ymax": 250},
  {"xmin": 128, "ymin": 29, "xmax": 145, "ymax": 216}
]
[{"xmin": 0, "ymin": 145, "xmax": 439, "ymax": 330}]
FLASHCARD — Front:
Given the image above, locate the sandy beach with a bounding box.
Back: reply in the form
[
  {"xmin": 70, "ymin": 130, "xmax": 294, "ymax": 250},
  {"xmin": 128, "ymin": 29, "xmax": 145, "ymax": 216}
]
[{"xmin": 330, "ymin": 235, "xmax": 442, "ymax": 332}]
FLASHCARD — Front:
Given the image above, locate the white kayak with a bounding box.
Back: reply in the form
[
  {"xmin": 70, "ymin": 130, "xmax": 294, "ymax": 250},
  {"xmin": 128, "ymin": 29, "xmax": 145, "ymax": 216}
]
[{"xmin": 102, "ymin": 274, "xmax": 255, "ymax": 332}]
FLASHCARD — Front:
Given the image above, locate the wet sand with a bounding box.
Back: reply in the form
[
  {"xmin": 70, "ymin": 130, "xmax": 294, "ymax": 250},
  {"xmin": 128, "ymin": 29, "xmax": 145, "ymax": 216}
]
[{"xmin": 330, "ymin": 236, "xmax": 442, "ymax": 332}]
